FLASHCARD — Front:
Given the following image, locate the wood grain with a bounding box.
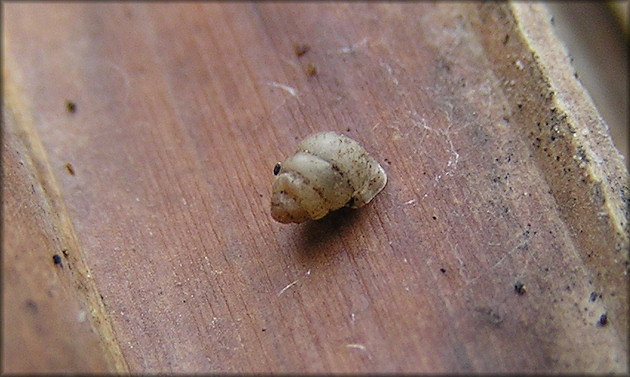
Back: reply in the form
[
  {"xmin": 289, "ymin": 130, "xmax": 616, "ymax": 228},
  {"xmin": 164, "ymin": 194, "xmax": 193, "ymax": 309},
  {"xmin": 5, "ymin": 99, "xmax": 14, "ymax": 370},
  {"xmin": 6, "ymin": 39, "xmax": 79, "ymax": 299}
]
[{"xmin": 3, "ymin": 3, "xmax": 628, "ymax": 373}]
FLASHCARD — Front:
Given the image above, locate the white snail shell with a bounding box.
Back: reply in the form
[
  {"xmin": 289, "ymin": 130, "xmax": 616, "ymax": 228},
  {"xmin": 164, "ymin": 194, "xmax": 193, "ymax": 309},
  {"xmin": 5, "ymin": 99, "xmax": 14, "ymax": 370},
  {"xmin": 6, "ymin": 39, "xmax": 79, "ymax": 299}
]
[{"xmin": 271, "ymin": 131, "xmax": 387, "ymax": 223}]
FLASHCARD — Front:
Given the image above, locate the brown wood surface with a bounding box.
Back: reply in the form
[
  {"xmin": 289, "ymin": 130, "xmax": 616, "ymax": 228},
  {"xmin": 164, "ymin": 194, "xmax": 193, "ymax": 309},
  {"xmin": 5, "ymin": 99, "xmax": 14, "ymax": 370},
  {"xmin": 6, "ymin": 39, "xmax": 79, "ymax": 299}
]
[{"xmin": 3, "ymin": 2, "xmax": 628, "ymax": 374}]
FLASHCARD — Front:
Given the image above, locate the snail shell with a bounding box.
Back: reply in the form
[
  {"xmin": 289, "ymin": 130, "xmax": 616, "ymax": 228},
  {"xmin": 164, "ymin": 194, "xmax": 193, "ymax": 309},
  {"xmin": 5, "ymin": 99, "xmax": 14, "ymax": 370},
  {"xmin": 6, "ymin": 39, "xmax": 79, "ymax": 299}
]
[{"xmin": 271, "ymin": 131, "xmax": 387, "ymax": 223}]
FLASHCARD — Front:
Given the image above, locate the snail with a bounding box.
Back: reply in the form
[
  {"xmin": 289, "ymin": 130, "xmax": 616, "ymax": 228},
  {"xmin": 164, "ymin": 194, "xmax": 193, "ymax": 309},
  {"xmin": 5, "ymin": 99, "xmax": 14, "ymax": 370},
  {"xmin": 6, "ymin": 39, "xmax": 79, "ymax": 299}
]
[{"xmin": 271, "ymin": 131, "xmax": 387, "ymax": 223}]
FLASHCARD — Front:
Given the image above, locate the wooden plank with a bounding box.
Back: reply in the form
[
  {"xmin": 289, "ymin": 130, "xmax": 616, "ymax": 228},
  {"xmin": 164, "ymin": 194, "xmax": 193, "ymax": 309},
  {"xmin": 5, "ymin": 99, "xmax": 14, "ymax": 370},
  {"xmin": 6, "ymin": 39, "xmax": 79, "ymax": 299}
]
[
  {"xmin": 3, "ymin": 2, "xmax": 627, "ymax": 373},
  {"xmin": 546, "ymin": 2, "xmax": 628, "ymax": 168},
  {"xmin": 2, "ymin": 91, "xmax": 124, "ymax": 372}
]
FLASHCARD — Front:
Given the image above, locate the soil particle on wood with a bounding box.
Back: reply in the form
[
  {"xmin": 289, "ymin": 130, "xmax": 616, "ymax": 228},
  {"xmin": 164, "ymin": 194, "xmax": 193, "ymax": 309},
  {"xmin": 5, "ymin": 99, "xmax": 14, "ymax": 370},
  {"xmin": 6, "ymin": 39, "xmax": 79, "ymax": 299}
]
[
  {"xmin": 294, "ymin": 43, "xmax": 310, "ymax": 57},
  {"xmin": 65, "ymin": 100, "xmax": 76, "ymax": 113},
  {"xmin": 64, "ymin": 163, "xmax": 75, "ymax": 175},
  {"xmin": 514, "ymin": 280, "xmax": 526, "ymax": 295},
  {"xmin": 306, "ymin": 62, "xmax": 317, "ymax": 76}
]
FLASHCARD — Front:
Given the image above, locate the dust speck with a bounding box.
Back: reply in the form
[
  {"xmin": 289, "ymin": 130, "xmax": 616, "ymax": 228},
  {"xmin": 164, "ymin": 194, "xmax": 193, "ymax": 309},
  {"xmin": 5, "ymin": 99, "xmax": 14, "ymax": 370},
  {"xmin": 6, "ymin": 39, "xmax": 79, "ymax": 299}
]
[
  {"xmin": 294, "ymin": 43, "xmax": 310, "ymax": 57},
  {"xmin": 66, "ymin": 100, "xmax": 77, "ymax": 113},
  {"xmin": 64, "ymin": 163, "xmax": 75, "ymax": 176},
  {"xmin": 514, "ymin": 280, "xmax": 526, "ymax": 295},
  {"xmin": 306, "ymin": 62, "xmax": 317, "ymax": 76}
]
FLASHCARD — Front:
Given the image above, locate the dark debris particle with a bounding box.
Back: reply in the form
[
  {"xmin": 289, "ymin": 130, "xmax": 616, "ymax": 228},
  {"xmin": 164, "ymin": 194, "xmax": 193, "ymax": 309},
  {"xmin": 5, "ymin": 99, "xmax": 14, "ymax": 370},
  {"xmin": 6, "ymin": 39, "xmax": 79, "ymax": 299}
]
[
  {"xmin": 589, "ymin": 291, "xmax": 598, "ymax": 302},
  {"xmin": 598, "ymin": 313, "xmax": 608, "ymax": 326},
  {"xmin": 440, "ymin": 268, "xmax": 446, "ymax": 274},
  {"xmin": 273, "ymin": 163, "xmax": 281, "ymax": 176},
  {"xmin": 262, "ymin": 328, "xmax": 266, "ymax": 332},
  {"xmin": 66, "ymin": 100, "xmax": 77, "ymax": 113},
  {"xmin": 62, "ymin": 249, "xmax": 69, "ymax": 257},
  {"xmin": 52, "ymin": 254, "xmax": 62, "ymax": 265},
  {"xmin": 514, "ymin": 281, "xmax": 526, "ymax": 295},
  {"xmin": 306, "ymin": 62, "xmax": 317, "ymax": 76},
  {"xmin": 65, "ymin": 163, "xmax": 75, "ymax": 176},
  {"xmin": 294, "ymin": 43, "xmax": 310, "ymax": 57},
  {"xmin": 25, "ymin": 299, "xmax": 38, "ymax": 313},
  {"xmin": 476, "ymin": 306, "xmax": 503, "ymax": 326}
]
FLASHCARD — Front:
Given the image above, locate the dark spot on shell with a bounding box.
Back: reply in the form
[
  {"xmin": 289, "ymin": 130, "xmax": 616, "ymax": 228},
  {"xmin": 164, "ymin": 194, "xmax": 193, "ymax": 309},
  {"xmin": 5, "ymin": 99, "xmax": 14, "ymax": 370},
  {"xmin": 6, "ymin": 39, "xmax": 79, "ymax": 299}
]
[{"xmin": 273, "ymin": 163, "xmax": 281, "ymax": 176}]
